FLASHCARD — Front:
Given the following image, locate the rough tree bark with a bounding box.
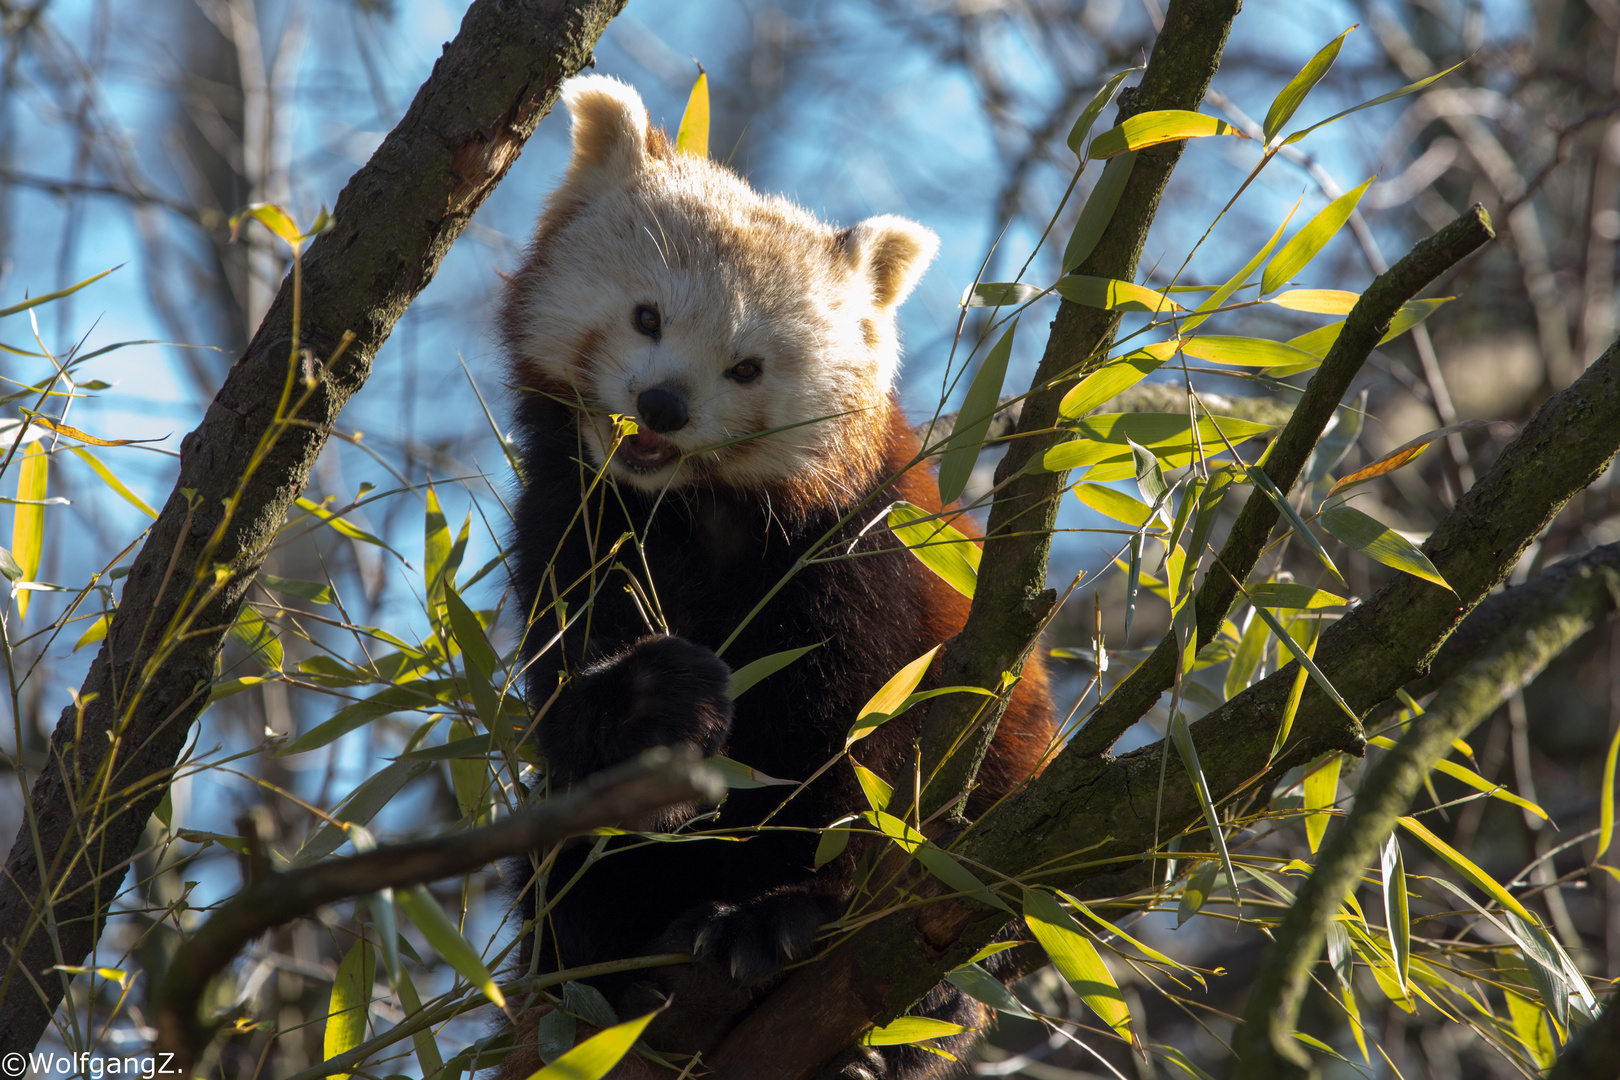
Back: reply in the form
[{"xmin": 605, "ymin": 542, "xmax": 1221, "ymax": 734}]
[{"xmin": 0, "ymin": 0, "xmax": 625, "ymax": 1052}]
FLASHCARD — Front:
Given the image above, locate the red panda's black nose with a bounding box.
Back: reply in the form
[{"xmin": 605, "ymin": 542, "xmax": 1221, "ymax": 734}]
[{"xmin": 636, "ymin": 386, "xmax": 689, "ymax": 433}]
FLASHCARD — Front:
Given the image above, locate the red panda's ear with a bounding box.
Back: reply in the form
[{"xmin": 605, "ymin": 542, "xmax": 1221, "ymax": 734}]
[
  {"xmin": 559, "ymin": 76, "xmax": 652, "ymax": 185},
  {"xmin": 844, "ymin": 215, "xmax": 940, "ymax": 310}
]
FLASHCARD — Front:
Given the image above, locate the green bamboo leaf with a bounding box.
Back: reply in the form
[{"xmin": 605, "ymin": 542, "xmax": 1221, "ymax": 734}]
[
  {"xmin": 1243, "ymin": 598, "xmax": 1361, "ymax": 726},
  {"xmin": 864, "ymin": 810, "xmax": 1010, "ymax": 911},
  {"xmin": 961, "ymin": 282, "xmax": 1043, "ymax": 308},
  {"xmin": 324, "ymin": 937, "xmax": 376, "ymax": 1078},
  {"xmin": 938, "ymin": 321, "xmax": 1016, "ymax": 505},
  {"xmin": 392, "ymin": 969, "xmax": 444, "ymax": 1078},
  {"xmin": 1062, "ymin": 152, "xmax": 1136, "ymax": 272},
  {"xmin": 853, "ymin": 763, "xmax": 893, "ymax": 811},
  {"xmin": 860, "ymin": 1017, "xmax": 967, "ymax": 1047},
  {"xmin": 846, "ymin": 646, "xmax": 939, "ymax": 747},
  {"xmin": 1130, "ymin": 439, "xmax": 1169, "ymax": 525},
  {"xmin": 294, "ymin": 496, "xmax": 405, "ymax": 562},
  {"xmin": 1285, "ymin": 296, "xmax": 1453, "ymax": 360},
  {"xmin": 1123, "ymin": 531, "xmax": 1142, "ymax": 643},
  {"xmin": 0, "ymin": 266, "xmax": 118, "ymax": 320},
  {"xmin": 1247, "ymin": 583, "xmax": 1347, "ymax": 610},
  {"xmin": 947, "ymin": 963, "xmax": 1034, "ymax": 1018},
  {"xmin": 424, "ymin": 486, "xmax": 450, "ymax": 615},
  {"xmin": 1167, "ymin": 711, "xmax": 1240, "ymax": 914},
  {"xmin": 1281, "ymin": 60, "xmax": 1468, "ymax": 147},
  {"xmin": 702, "ymin": 755, "xmax": 795, "ymax": 789},
  {"xmin": 1180, "ymin": 203, "xmax": 1298, "ymax": 334},
  {"xmin": 1246, "ymin": 466, "xmax": 1343, "ymax": 584},
  {"xmin": 229, "ymin": 604, "xmax": 284, "ymax": 672},
  {"xmin": 11, "ymin": 442, "xmax": 45, "ymax": 623},
  {"xmin": 1496, "ymin": 954, "xmax": 1556, "ymax": 1069},
  {"xmin": 277, "ymin": 685, "xmax": 434, "ymax": 757},
  {"xmin": 258, "ymin": 573, "xmax": 334, "ymax": 605},
  {"xmin": 1056, "ymin": 888, "xmax": 1201, "ymax": 981},
  {"xmin": 1224, "ymin": 611, "xmax": 1269, "ymax": 700},
  {"xmin": 813, "ymin": 816, "xmax": 856, "ymax": 869},
  {"xmin": 294, "ymin": 761, "xmax": 432, "ymax": 863},
  {"xmin": 1072, "ymin": 483, "xmax": 1154, "ymax": 527},
  {"xmin": 532, "ymin": 1010, "xmax": 658, "ymax": 1078},
  {"xmin": 1263, "ymin": 27, "xmax": 1356, "ymax": 143},
  {"xmin": 1058, "ymin": 341, "xmax": 1178, "ymax": 419},
  {"xmin": 1044, "ymin": 414, "xmax": 1276, "ymax": 473},
  {"xmin": 1380, "ymin": 832, "xmax": 1410, "ymax": 994},
  {"xmin": 1270, "ymin": 620, "xmax": 1318, "ymax": 760},
  {"xmin": 887, "ymin": 502, "xmax": 979, "ymax": 599},
  {"xmin": 1180, "ymin": 335, "xmax": 1321, "ymax": 370},
  {"xmin": 1022, "ymin": 888, "xmax": 1135, "ymax": 1044},
  {"xmin": 1087, "ymin": 110, "xmax": 1241, "ymax": 159},
  {"xmin": 395, "ymin": 885, "xmax": 505, "ymax": 1008},
  {"xmin": 1155, "ymin": 1044, "xmax": 1220, "ymax": 1080},
  {"xmin": 1303, "ymin": 754, "xmax": 1342, "ymax": 853},
  {"xmin": 1320, "ymin": 504, "xmax": 1452, "ymax": 591},
  {"xmin": 68, "ymin": 447, "xmax": 157, "ymax": 518},
  {"xmin": 446, "ymin": 720, "xmax": 492, "ymax": 825},
  {"xmin": 1178, "ymin": 859, "xmax": 1218, "ymax": 926},
  {"xmin": 1398, "ymin": 817, "xmax": 1537, "ymax": 923},
  {"xmin": 1053, "ymin": 275, "xmax": 1181, "ymax": 313},
  {"xmin": 727, "ymin": 644, "xmax": 819, "ymax": 699},
  {"xmin": 1261, "ymin": 177, "xmax": 1375, "ymax": 295},
  {"xmin": 675, "ymin": 69, "xmax": 709, "ymax": 157},
  {"xmin": 1066, "ymin": 68, "xmax": 1135, "ymax": 156},
  {"xmin": 445, "ymin": 584, "xmax": 500, "ymax": 679}
]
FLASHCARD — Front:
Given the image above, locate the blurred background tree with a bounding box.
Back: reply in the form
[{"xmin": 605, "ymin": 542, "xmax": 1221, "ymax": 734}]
[{"xmin": 0, "ymin": 0, "xmax": 1615, "ymax": 1076}]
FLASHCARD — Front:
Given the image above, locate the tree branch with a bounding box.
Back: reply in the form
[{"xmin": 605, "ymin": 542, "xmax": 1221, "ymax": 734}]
[
  {"xmin": 1069, "ymin": 204, "xmax": 1495, "ymax": 758},
  {"xmin": 152, "ymin": 751, "xmax": 722, "ymax": 1071},
  {"xmin": 1232, "ymin": 546, "xmax": 1620, "ymax": 1079},
  {"xmin": 0, "ymin": 0, "xmax": 625, "ymax": 1052}
]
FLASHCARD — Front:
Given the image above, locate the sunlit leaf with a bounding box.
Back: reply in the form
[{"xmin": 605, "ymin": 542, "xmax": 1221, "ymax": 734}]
[
  {"xmin": 1168, "ymin": 711, "xmax": 1240, "ymax": 914},
  {"xmin": 1270, "ymin": 619, "xmax": 1318, "ymax": 760},
  {"xmin": 1178, "ymin": 859, "xmax": 1218, "ymax": 926},
  {"xmin": 1327, "ymin": 420, "xmax": 1494, "ymax": 496},
  {"xmin": 1320, "ymin": 504, "xmax": 1452, "ymax": 591},
  {"xmin": 295, "ymin": 497, "xmax": 404, "ymax": 562},
  {"xmin": 1281, "ymin": 60, "xmax": 1469, "ymax": 147},
  {"xmin": 1246, "ymin": 466, "xmax": 1343, "ymax": 584},
  {"xmin": 1062, "ymin": 152, "xmax": 1136, "ymax": 272},
  {"xmin": 1057, "ymin": 888, "xmax": 1200, "ymax": 980},
  {"xmin": 531, "ymin": 1010, "xmax": 659, "ymax": 1079},
  {"xmin": 1265, "ymin": 288, "xmax": 1361, "ymax": 315},
  {"xmin": 1244, "ymin": 598, "xmax": 1360, "ymax": 726},
  {"xmin": 1023, "ymin": 888, "xmax": 1135, "ymax": 1043},
  {"xmin": 1247, "ymin": 584, "xmax": 1347, "ymax": 610},
  {"xmin": 1060, "ymin": 341, "xmax": 1179, "ymax": 420},
  {"xmin": 1067, "ymin": 68, "xmax": 1135, "ymax": 156},
  {"xmin": 324, "ymin": 937, "xmax": 376, "ymax": 1078},
  {"xmin": 728, "ymin": 644, "xmax": 819, "ymax": 699},
  {"xmin": 847, "ymin": 646, "xmax": 939, "ymax": 747},
  {"xmin": 229, "ymin": 604, "xmax": 284, "ymax": 672},
  {"xmin": 395, "ymin": 885, "xmax": 505, "ymax": 1008},
  {"xmin": 962, "ymin": 282, "xmax": 1043, "ymax": 308},
  {"xmin": 860, "ymin": 1017, "xmax": 967, "ymax": 1047},
  {"xmin": 424, "ymin": 486, "xmax": 451, "ymax": 617},
  {"xmin": 1262, "ymin": 177, "xmax": 1375, "ymax": 295},
  {"xmin": 947, "ymin": 964, "xmax": 1034, "ymax": 1018},
  {"xmin": 229, "ymin": 202, "xmax": 303, "ymax": 247},
  {"xmin": 1087, "ymin": 110, "xmax": 1241, "ymax": 159},
  {"xmin": 1044, "ymin": 414, "xmax": 1275, "ymax": 473},
  {"xmin": 676, "ymin": 68, "xmax": 709, "ymax": 157},
  {"xmin": 1303, "ymin": 754, "xmax": 1342, "ymax": 853},
  {"xmin": 864, "ymin": 810, "xmax": 1010, "ymax": 911},
  {"xmin": 938, "ymin": 321, "xmax": 1015, "ymax": 505},
  {"xmin": 1180, "ymin": 204, "xmax": 1298, "ymax": 334},
  {"xmin": 1380, "ymin": 832, "xmax": 1410, "ymax": 994},
  {"xmin": 1053, "ymin": 275, "xmax": 1181, "ymax": 313},
  {"xmin": 1072, "ymin": 483, "xmax": 1154, "ymax": 527},
  {"xmin": 1603, "ymin": 720, "xmax": 1620, "ymax": 859},
  {"xmin": 11, "ymin": 442, "xmax": 45, "ymax": 622},
  {"xmin": 888, "ymin": 503, "xmax": 980, "ymax": 599},
  {"xmin": 1287, "ymin": 296, "xmax": 1454, "ymax": 359},
  {"xmin": 0, "ymin": 266, "xmax": 118, "ymax": 320},
  {"xmin": 1496, "ymin": 954, "xmax": 1557, "ymax": 1069},
  {"xmin": 1366, "ymin": 735, "xmax": 1547, "ymax": 819},
  {"xmin": 25, "ymin": 415, "xmax": 155, "ymax": 447},
  {"xmin": 853, "ymin": 763, "xmax": 893, "ymax": 811},
  {"xmin": 73, "ymin": 613, "xmax": 109, "ymax": 653},
  {"xmin": 1180, "ymin": 335, "xmax": 1320, "ymax": 370},
  {"xmin": 1263, "ymin": 26, "xmax": 1356, "ymax": 143},
  {"xmin": 1398, "ymin": 817, "xmax": 1535, "ymax": 923}
]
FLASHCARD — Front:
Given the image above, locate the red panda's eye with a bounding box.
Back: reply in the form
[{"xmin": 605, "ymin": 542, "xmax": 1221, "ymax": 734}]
[
  {"xmin": 727, "ymin": 359, "xmax": 762, "ymax": 382},
  {"xmin": 634, "ymin": 305, "xmax": 661, "ymax": 337}
]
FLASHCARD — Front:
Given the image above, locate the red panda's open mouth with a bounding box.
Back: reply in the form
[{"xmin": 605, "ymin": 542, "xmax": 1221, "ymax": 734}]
[{"xmin": 617, "ymin": 429, "xmax": 681, "ymax": 471}]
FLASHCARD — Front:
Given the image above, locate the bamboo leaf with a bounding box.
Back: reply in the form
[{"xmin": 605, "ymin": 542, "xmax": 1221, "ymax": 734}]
[
  {"xmin": 865, "ymin": 811, "xmax": 1010, "ymax": 911},
  {"xmin": 295, "ymin": 497, "xmax": 404, "ymax": 562},
  {"xmin": 1261, "ymin": 177, "xmax": 1375, "ymax": 295},
  {"xmin": 701, "ymin": 755, "xmax": 795, "ymax": 789},
  {"xmin": 0, "ymin": 266, "xmax": 118, "ymax": 320},
  {"xmin": 1263, "ymin": 26, "xmax": 1356, "ymax": 143},
  {"xmin": 229, "ymin": 604, "xmax": 284, "ymax": 672},
  {"xmin": 1022, "ymin": 888, "xmax": 1135, "ymax": 1044},
  {"xmin": 1398, "ymin": 817, "xmax": 1536, "ymax": 923},
  {"xmin": 1247, "ymin": 583, "xmax": 1347, "ymax": 610},
  {"xmin": 395, "ymin": 885, "xmax": 505, "ymax": 1008},
  {"xmin": 1380, "ymin": 832, "xmax": 1410, "ymax": 994},
  {"xmin": 1602, "ymin": 720, "xmax": 1620, "ymax": 858},
  {"xmin": 1366, "ymin": 736, "xmax": 1548, "ymax": 819},
  {"xmin": 728, "ymin": 644, "xmax": 819, "ymax": 699},
  {"xmin": 11, "ymin": 442, "xmax": 46, "ymax": 622},
  {"xmin": 676, "ymin": 68, "xmax": 710, "ymax": 157},
  {"xmin": 1180, "ymin": 335, "xmax": 1321, "ymax": 370},
  {"xmin": 938, "ymin": 321, "xmax": 1016, "ymax": 505},
  {"xmin": 1168, "ymin": 710, "xmax": 1240, "ymax": 914},
  {"xmin": 860, "ymin": 1017, "xmax": 968, "ymax": 1047},
  {"xmin": 853, "ymin": 763, "xmax": 893, "ymax": 811},
  {"xmin": 1180, "ymin": 204, "xmax": 1297, "ymax": 334},
  {"xmin": 847, "ymin": 646, "xmax": 939, "ymax": 747},
  {"xmin": 1224, "ymin": 611, "xmax": 1269, "ymax": 701},
  {"xmin": 1327, "ymin": 420, "xmax": 1494, "ymax": 496},
  {"xmin": 1087, "ymin": 110, "xmax": 1241, "ymax": 159},
  {"xmin": 961, "ymin": 282, "xmax": 1043, "ymax": 308},
  {"xmin": 324, "ymin": 937, "xmax": 376, "ymax": 1078},
  {"xmin": 1178, "ymin": 859, "xmax": 1218, "ymax": 926},
  {"xmin": 1286, "ymin": 296, "xmax": 1454, "ymax": 359},
  {"xmin": 1281, "ymin": 60, "xmax": 1469, "ymax": 147},
  {"xmin": 1072, "ymin": 483, "xmax": 1154, "ymax": 527},
  {"xmin": 73, "ymin": 614, "xmax": 109, "ymax": 653},
  {"xmin": 424, "ymin": 486, "xmax": 450, "ymax": 617},
  {"xmin": 1066, "ymin": 68, "xmax": 1135, "ymax": 156},
  {"xmin": 258, "ymin": 573, "xmax": 334, "ymax": 605},
  {"xmin": 1044, "ymin": 414, "xmax": 1275, "ymax": 473},
  {"xmin": 1053, "ymin": 275, "xmax": 1181, "ymax": 313},
  {"xmin": 1057, "ymin": 341, "xmax": 1178, "ymax": 419},
  {"xmin": 813, "ymin": 817, "xmax": 855, "ymax": 869},
  {"xmin": 1265, "ymin": 288, "xmax": 1361, "ymax": 314},
  {"xmin": 1320, "ymin": 504, "xmax": 1452, "ymax": 591},
  {"xmin": 1246, "ymin": 466, "xmax": 1343, "ymax": 584},
  {"xmin": 888, "ymin": 502, "xmax": 980, "ymax": 599},
  {"xmin": 1056, "ymin": 888, "xmax": 1201, "ymax": 980},
  {"xmin": 25, "ymin": 415, "xmax": 157, "ymax": 447},
  {"xmin": 294, "ymin": 760, "xmax": 432, "ymax": 863},
  {"xmin": 1270, "ymin": 619, "xmax": 1318, "ymax": 760},
  {"xmin": 532, "ymin": 1010, "xmax": 659, "ymax": 1079},
  {"xmin": 1062, "ymin": 153, "xmax": 1136, "ymax": 272},
  {"xmin": 278, "ymin": 685, "xmax": 434, "ymax": 757},
  {"xmin": 1244, "ymin": 598, "xmax": 1361, "ymax": 726},
  {"xmin": 229, "ymin": 202, "xmax": 303, "ymax": 247},
  {"xmin": 1303, "ymin": 754, "xmax": 1342, "ymax": 853},
  {"xmin": 947, "ymin": 964, "xmax": 1034, "ymax": 1018}
]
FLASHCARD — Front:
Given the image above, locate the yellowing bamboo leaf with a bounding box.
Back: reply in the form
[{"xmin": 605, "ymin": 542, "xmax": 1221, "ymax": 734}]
[
  {"xmin": 324, "ymin": 937, "xmax": 376, "ymax": 1078},
  {"xmin": 1181, "ymin": 203, "xmax": 1299, "ymax": 334},
  {"xmin": 532, "ymin": 1010, "xmax": 659, "ymax": 1079},
  {"xmin": 1603, "ymin": 721, "xmax": 1620, "ymax": 859},
  {"xmin": 1023, "ymin": 888, "xmax": 1134, "ymax": 1044},
  {"xmin": 1320, "ymin": 504, "xmax": 1452, "ymax": 591},
  {"xmin": 1262, "ymin": 177, "xmax": 1375, "ymax": 295},
  {"xmin": 847, "ymin": 646, "xmax": 939, "ymax": 747},
  {"xmin": 1365, "ymin": 736, "xmax": 1547, "ymax": 819},
  {"xmin": 1053, "ymin": 275, "xmax": 1181, "ymax": 313},
  {"xmin": 1181, "ymin": 335, "xmax": 1322, "ymax": 370},
  {"xmin": 1063, "ymin": 153, "xmax": 1136, "ymax": 272},
  {"xmin": 69, "ymin": 447, "xmax": 158, "ymax": 518},
  {"xmin": 1067, "ymin": 69, "xmax": 1135, "ymax": 156},
  {"xmin": 1327, "ymin": 420, "xmax": 1494, "ymax": 496},
  {"xmin": 395, "ymin": 885, "xmax": 505, "ymax": 1007},
  {"xmin": 703, "ymin": 755, "xmax": 794, "ymax": 789},
  {"xmin": 1056, "ymin": 888, "xmax": 1200, "ymax": 981},
  {"xmin": 1286, "ymin": 296, "xmax": 1455, "ymax": 359},
  {"xmin": 1304, "ymin": 754, "xmax": 1342, "ymax": 853},
  {"xmin": 73, "ymin": 613, "xmax": 109, "ymax": 652},
  {"xmin": 1398, "ymin": 816, "xmax": 1534, "ymax": 922},
  {"xmin": 1072, "ymin": 483, "xmax": 1155, "ymax": 527},
  {"xmin": 1496, "ymin": 954, "xmax": 1557, "ymax": 1069},
  {"xmin": 1087, "ymin": 110, "xmax": 1242, "ymax": 160},
  {"xmin": 11, "ymin": 442, "xmax": 45, "ymax": 622},
  {"xmin": 229, "ymin": 202, "xmax": 303, "ymax": 247},
  {"xmin": 938, "ymin": 321, "xmax": 1016, "ymax": 505},
  {"xmin": 25, "ymin": 415, "xmax": 156, "ymax": 447},
  {"xmin": 1045, "ymin": 414, "xmax": 1275, "ymax": 474},
  {"xmin": 962, "ymin": 282, "xmax": 1043, "ymax": 308},
  {"xmin": 728, "ymin": 643, "xmax": 819, "ymax": 699},
  {"xmin": 888, "ymin": 502, "xmax": 980, "ymax": 599},
  {"xmin": 1265, "ymin": 288, "xmax": 1361, "ymax": 314},
  {"xmin": 676, "ymin": 68, "xmax": 710, "ymax": 157},
  {"xmin": 1282, "ymin": 60, "xmax": 1469, "ymax": 147},
  {"xmin": 861, "ymin": 1017, "xmax": 967, "ymax": 1047},
  {"xmin": 853, "ymin": 763, "xmax": 893, "ymax": 811},
  {"xmin": 1263, "ymin": 26, "xmax": 1356, "ymax": 143},
  {"xmin": 1058, "ymin": 340, "xmax": 1179, "ymax": 419}
]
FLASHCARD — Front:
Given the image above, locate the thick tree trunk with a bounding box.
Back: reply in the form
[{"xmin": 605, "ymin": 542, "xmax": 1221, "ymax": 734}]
[{"xmin": 0, "ymin": 0, "xmax": 625, "ymax": 1052}]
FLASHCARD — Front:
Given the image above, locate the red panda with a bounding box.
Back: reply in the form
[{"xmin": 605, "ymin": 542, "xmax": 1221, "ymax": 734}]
[{"xmin": 495, "ymin": 75, "xmax": 1054, "ymax": 1079}]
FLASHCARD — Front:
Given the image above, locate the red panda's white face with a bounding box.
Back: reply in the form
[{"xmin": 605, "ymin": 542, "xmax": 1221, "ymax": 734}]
[{"xmin": 503, "ymin": 76, "xmax": 938, "ymax": 507}]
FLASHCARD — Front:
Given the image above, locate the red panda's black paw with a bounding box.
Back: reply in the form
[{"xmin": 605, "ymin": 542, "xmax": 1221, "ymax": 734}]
[
  {"xmin": 613, "ymin": 635, "xmax": 734, "ymax": 758},
  {"xmin": 677, "ymin": 891, "xmax": 834, "ymax": 987}
]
